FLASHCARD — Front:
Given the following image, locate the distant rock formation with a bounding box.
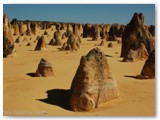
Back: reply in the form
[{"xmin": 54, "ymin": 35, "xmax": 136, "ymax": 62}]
[
  {"xmin": 26, "ymin": 42, "xmax": 31, "ymax": 46},
  {"xmin": 83, "ymin": 24, "xmax": 91, "ymax": 38},
  {"xmin": 19, "ymin": 22, "xmax": 24, "ymax": 35},
  {"xmin": 3, "ymin": 13, "xmax": 15, "ymax": 57},
  {"xmin": 73, "ymin": 24, "xmax": 81, "ymax": 43},
  {"xmin": 42, "ymin": 22, "xmax": 51, "ymax": 29},
  {"xmin": 12, "ymin": 22, "xmax": 20, "ymax": 36},
  {"xmin": 100, "ymin": 26, "xmax": 108, "ymax": 39},
  {"xmin": 108, "ymin": 24, "xmax": 125, "ymax": 38},
  {"xmin": 70, "ymin": 48, "xmax": 119, "ymax": 111},
  {"xmin": 15, "ymin": 36, "xmax": 21, "ymax": 43},
  {"xmin": 108, "ymin": 42, "xmax": 113, "ymax": 48},
  {"xmin": 35, "ymin": 58, "xmax": 54, "ymax": 77},
  {"xmin": 44, "ymin": 30, "xmax": 49, "ymax": 35},
  {"xmin": 26, "ymin": 22, "xmax": 32, "ymax": 36},
  {"xmin": 136, "ymin": 49, "xmax": 155, "ymax": 79},
  {"xmin": 53, "ymin": 30, "xmax": 62, "ymax": 46},
  {"xmin": 34, "ymin": 36, "xmax": 47, "ymax": 51},
  {"xmin": 62, "ymin": 32, "xmax": 66, "ymax": 39},
  {"xmin": 49, "ymin": 31, "xmax": 62, "ymax": 46},
  {"xmin": 30, "ymin": 22, "xmax": 37, "ymax": 35},
  {"xmin": 61, "ymin": 32, "xmax": 80, "ymax": 51},
  {"xmin": 48, "ymin": 38, "xmax": 56, "ymax": 45},
  {"xmin": 99, "ymin": 39, "xmax": 107, "ymax": 46},
  {"xmin": 92, "ymin": 25, "xmax": 101, "ymax": 41},
  {"xmin": 121, "ymin": 13, "xmax": 154, "ymax": 62}
]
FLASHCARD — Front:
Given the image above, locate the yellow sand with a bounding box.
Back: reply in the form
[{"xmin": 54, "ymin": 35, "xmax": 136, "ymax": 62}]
[{"xmin": 3, "ymin": 26, "xmax": 155, "ymax": 116}]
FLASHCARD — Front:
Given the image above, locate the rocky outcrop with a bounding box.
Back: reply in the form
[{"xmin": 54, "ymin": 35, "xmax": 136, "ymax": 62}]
[
  {"xmin": 13, "ymin": 22, "xmax": 20, "ymax": 36},
  {"xmin": 108, "ymin": 42, "xmax": 113, "ymax": 48},
  {"xmin": 30, "ymin": 23, "xmax": 37, "ymax": 35},
  {"xmin": 100, "ymin": 26, "xmax": 108, "ymax": 39},
  {"xmin": 35, "ymin": 58, "xmax": 54, "ymax": 77},
  {"xmin": 83, "ymin": 24, "xmax": 91, "ymax": 38},
  {"xmin": 26, "ymin": 42, "xmax": 31, "ymax": 46},
  {"xmin": 34, "ymin": 36, "xmax": 47, "ymax": 51},
  {"xmin": 92, "ymin": 25, "xmax": 101, "ymax": 41},
  {"xmin": 15, "ymin": 36, "xmax": 22, "ymax": 43},
  {"xmin": 122, "ymin": 43, "xmax": 149, "ymax": 62},
  {"xmin": 61, "ymin": 32, "xmax": 80, "ymax": 51},
  {"xmin": 26, "ymin": 22, "xmax": 32, "ymax": 36},
  {"xmin": 136, "ymin": 49, "xmax": 155, "ymax": 79},
  {"xmin": 19, "ymin": 22, "xmax": 24, "ymax": 35},
  {"xmin": 70, "ymin": 48, "xmax": 119, "ymax": 111},
  {"xmin": 3, "ymin": 13, "xmax": 15, "ymax": 57},
  {"xmin": 121, "ymin": 13, "xmax": 154, "ymax": 62},
  {"xmin": 99, "ymin": 39, "xmax": 107, "ymax": 46}
]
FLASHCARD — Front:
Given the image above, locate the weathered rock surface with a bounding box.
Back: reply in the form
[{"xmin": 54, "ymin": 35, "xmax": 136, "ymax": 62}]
[
  {"xmin": 35, "ymin": 58, "xmax": 54, "ymax": 77},
  {"xmin": 61, "ymin": 32, "xmax": 80, "ymax": 51},
  {"xmin": 70, "ymin": 48, "xmax": 119, "ymax": 111},
  {"xmin": 136, "ymin": 49, "xmax": 155, "ymax": 79},
  {"xmin": 34, "ymin": 36, "xmax": 47, "ymax": 51},
  {"xmin": 3, "ymin": 13, "xmax": 15, "ymax": 57},
  {"xmin": 121, "ymin": 13, "xmax": 154, "ymax": 62},
  {"xmin": 122, "ymin": 43, "xmax": 149, "ymax": 62}
]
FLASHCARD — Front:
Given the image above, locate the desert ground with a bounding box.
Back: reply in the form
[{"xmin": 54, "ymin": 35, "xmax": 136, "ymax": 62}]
[{"xmin": 3, "ymin": 26, "xmax": 155, "ymax": 116}]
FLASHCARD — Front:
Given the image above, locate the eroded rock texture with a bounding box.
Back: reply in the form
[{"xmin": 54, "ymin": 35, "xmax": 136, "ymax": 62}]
[
  {"xmin": 70, "ymin": 48, "xmax": 119, "ymax": 111},
  {"xmin": 34, "ymin": 36, "xmax": 47, "ymax": 51},
  {"xmin": 35, "ymin": 58, "xmax": 54, "ymax": 77},
  {"xmin": 3, "ymin": 13, "xmax": 15, "ymax": 57},
  {"xmin": 121, "ymin": 13, "xmax": 154, "ymax": 62},
  {"xmin": 136, "ymin": 49, "xmax": 155, "ymax": 79}
]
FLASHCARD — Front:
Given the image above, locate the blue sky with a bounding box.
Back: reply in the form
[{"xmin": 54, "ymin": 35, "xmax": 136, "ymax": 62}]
[{"xmin": 3, "ymin": 4, "xmax": 155, "ymax": 25}]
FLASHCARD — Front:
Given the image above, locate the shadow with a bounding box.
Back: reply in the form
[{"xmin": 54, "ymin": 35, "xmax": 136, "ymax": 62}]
[
  {"xmin": 26, "ymin": 72, "xmax": 36, "ymax": 77},
  {"xmin": 124, "ymin": 75, "xmax": 153, "ymax": 80},
  {"xmin": 37, "ymin": 89, "xmax": 71, "ymax": 110},
  {"xmin": 124, "ymin": 75, "xmax": 137, "ymax": 79},
  {"xmin": 105, "ymin": 54, "xmax": 113, "ymax": 57}
]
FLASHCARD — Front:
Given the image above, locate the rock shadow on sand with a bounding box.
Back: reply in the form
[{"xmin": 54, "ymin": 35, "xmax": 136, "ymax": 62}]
[
  {"xmin": 124, "ymin": 75, "xmax": 137, "ymax": 79},
  {"xmin": 37, "ymin": 89, "xmax": 71, "ymax": 110},
  {"xmin": 26, "ymin": 72, "xmax": 36, "ymax": 77}
]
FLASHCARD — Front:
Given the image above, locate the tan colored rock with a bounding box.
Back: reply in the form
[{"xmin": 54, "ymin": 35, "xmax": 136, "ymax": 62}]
[
  {"xmin": 70, "ymin": 48, "xmax": 119, "ymax": 111},
  {"xmin": 122, "ymin": 43, "xmax": 149, "ymax": 62},
  {"xmin": 44, "ymin": 30, "xmax": 48, "ymax": 35},
  {"xmin": 108, "ymin": 42, "xmax": 113, "ymax": 48},
  {"xmin": 30, "ymin": 23, "xmax": 37, "ymax": 35},
  {"xmin": 53, "ymin": 30, "xmax": 62, "ymax": 46},
  {"xmin": 136, "ymin": 49, "xmax": 155, "ymax": 79},
  {"xmin": 26, "ymin": 22, "xmax": 32, "ymax": 36},
  {"xmin": 19, "ymin": 22, "xmax": 24, "ymax": 35},
  {"xmin": 34, "ymin": 36, "xmax": 47, "ymax": 51},
  {"xmin": 62, "ymin": 32, "xmax": 66, "ymax": 39},
  {"xmin": 15, "ymin": 36, "xmax": 22, "ymax": 43},
  {"xmin": 13, "ymin": 22, "xmax": 20, "ymax": 36},
  {"xmin": 92, "ymin": 25, "xmax": 101, "ymax": 41},
  {"xmin": 83, "ymin": 24, "xmax": 91, "ymax": 38},
  {"xmin": 26, "ymin": 42, "xmax": 31, "ymax": 46},
  {"xmin": 35, "ymin": 58, "xmax": 54, "ymax": 77},
  {"xmin": 48, "ymin": 38, "xmax": 56, "ymax": 45},
  {"xmin": 61, "ymin": 32, "xmax": 80, "ymax": 51},
  {"xmin": 99, "ymin": 39, "xmax": 107, "ymax": 46},
  {"xmin": 121, "ymin": 13, "xmax": 154, "ymax": 61},
  {"xmin": 3, "ymin": 13, "xmax": 15, "ymax": 57}
]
